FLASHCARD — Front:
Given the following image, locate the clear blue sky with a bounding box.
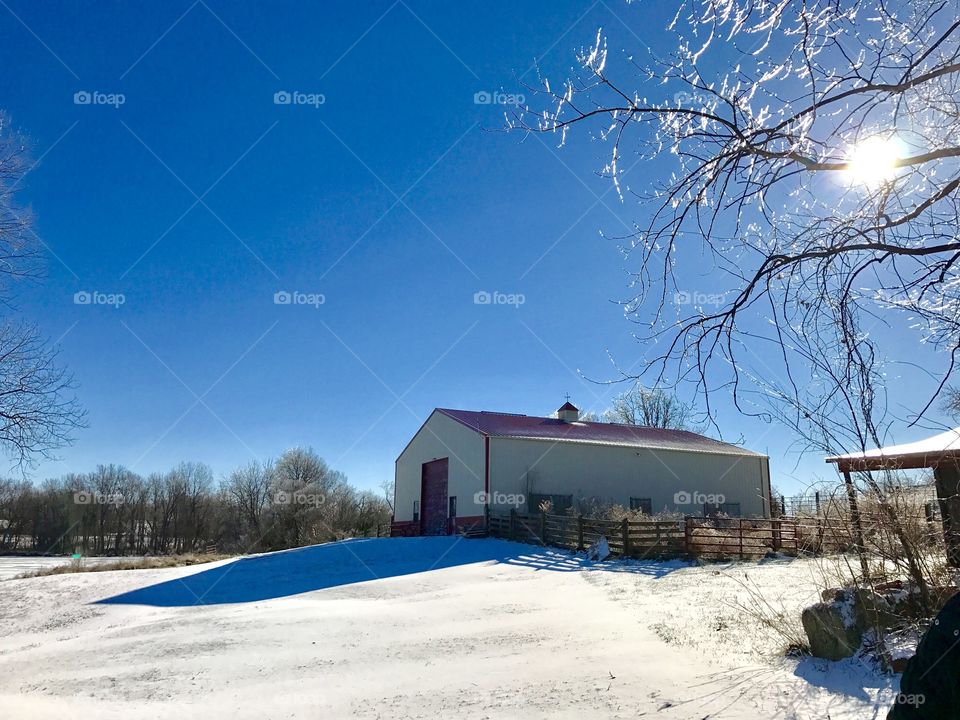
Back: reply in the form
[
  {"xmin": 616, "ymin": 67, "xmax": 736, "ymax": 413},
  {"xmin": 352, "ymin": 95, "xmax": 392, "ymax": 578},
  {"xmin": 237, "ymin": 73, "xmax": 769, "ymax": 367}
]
[{"xmin": 1, "ymin": 0, "xmax": 946, "ymax": 494}]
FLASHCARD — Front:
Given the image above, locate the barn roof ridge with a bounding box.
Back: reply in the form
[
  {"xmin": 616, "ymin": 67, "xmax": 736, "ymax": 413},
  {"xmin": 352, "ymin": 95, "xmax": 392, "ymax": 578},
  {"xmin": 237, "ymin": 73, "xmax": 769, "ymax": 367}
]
[{"xmin": 434, "ymin": 407, "xmax": 763, "ymax": 457}]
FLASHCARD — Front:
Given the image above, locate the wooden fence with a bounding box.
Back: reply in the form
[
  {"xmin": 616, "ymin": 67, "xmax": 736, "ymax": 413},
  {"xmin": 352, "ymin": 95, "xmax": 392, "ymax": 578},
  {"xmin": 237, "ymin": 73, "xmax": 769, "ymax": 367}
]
[
  {"xmin": 488, "ymin": 508, "xmax": 947, "ymax": 560},
  {"xmin": 487, "ymin": 511, "xmax": 799, "ymax": 561}
]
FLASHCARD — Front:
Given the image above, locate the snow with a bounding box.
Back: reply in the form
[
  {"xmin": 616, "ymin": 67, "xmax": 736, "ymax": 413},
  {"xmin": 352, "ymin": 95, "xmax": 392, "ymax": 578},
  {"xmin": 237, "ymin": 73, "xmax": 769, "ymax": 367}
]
[
  {"xmin": 0, "ymin": 556, "xmax": 144, "ymax": 581},
  {"xmin": 884, "ymin": 628, "xmax": 921, "ymax": 661},
  {"xmin": 826, "ymin": 426, "xmax": 960, "ymax": 463},
  {"xmin": 0, "ymin": 538, "xmax": 902, "ymax": 718},
  {"xmin": 586, "ymin": 535, "xmax": 611, "ymax": 561}
]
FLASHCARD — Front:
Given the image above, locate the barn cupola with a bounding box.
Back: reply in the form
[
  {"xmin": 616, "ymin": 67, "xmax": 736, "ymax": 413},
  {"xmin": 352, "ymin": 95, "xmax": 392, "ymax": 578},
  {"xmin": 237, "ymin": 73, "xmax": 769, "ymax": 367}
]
[{"xmin": 557, "ymin": 401, "xmax": 580, "ymax": 422}]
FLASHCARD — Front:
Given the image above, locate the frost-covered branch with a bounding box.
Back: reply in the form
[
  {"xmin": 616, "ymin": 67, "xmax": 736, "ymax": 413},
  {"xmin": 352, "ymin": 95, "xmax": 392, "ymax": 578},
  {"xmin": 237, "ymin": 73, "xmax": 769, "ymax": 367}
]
[{"xmin": 511, "ymin": 0, "xmax": 960, "ymax": 441}]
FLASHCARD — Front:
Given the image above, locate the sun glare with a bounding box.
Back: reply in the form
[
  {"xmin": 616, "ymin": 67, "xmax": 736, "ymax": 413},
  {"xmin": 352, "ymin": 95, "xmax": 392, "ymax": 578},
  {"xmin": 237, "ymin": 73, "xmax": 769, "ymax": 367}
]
[{"xmin": 844, "ymin": 135, "xmax": 906, "ymax": 186}]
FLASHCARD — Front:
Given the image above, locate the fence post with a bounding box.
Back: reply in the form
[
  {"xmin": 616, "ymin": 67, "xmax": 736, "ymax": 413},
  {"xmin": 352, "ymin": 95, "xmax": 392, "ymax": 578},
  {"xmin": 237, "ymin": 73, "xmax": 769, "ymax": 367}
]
[
  {"xmin": 540, "ymin": 512, "xmax": 547, "ymax": 545},
  {"xmin": 842, "ymin": 470, "xmax": 870, "ymax": 580},
  {"xmin": 577, "ymin": 515, "xmax": 584, "ymax": 551},
  {"xmin": 739, "ymin": 519, "xmax": 745, "ymax": 559},
  {"xmin": 622, "ymin": 518, "xmax": 630, "ymax": 557},
  {"xmin": 815, "ymin": 491, "xmax": 821, "ymax": 516},
  {"xmin": 509, "ymin": 509, "xmax": 516, "ymax": 541},
  {"xmin": 772, "ymin": 519, "xmax": 781, "ymax": 551},
  {"xmin": 684, "ymin": 517, "xmax": 693, "ymax": 556}
]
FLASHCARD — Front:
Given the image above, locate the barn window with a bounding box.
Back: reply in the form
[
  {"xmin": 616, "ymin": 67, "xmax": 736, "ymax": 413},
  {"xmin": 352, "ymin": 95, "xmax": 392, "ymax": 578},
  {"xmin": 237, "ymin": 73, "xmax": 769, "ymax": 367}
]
[
  {"xmin": 449, "ymin": 496, "xmax": 457, "ymax": 518},
  {"xmin": 721, "ymin": 502, "xmax": 741, "ymax": 517},
  {"xmin": 413, "ymin": 500, "xmax": 420, "ymax": 523},
  {"xmin": 703, "ymin": 501, "xmax": 741, "ymax": 517},
  {"xmin": 528, "ymin": 493, "xmax": 573, "ymax": 514},
  {"xmin": 629, "ymin": 497, "xmax": 652, "ymax": 515}
]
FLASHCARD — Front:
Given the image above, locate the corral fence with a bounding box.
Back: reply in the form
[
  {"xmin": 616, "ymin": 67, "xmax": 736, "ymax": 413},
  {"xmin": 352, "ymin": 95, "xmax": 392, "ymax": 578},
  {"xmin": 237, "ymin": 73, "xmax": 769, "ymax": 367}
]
[
  {"xmin": 487, "ymin": 511, "xmax": 798, "ymax": 561},
  {"xmin": 487, "ymin": 508, "xmax": 945, "ymax": 561},
  {"xmin": 772, "ymin": 487, "xmax": 940, "ymax": 519}
]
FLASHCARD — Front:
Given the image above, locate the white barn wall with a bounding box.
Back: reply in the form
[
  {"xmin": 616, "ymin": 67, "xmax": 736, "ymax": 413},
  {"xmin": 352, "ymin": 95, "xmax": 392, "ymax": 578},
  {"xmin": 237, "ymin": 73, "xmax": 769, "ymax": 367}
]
[
  {"xmin": 489, "ymin": 437, "xmax": 771, "ymax": 517},
  {"xmin": 394, "ymin": 411, "xmax": 486, "ymax": 522}
]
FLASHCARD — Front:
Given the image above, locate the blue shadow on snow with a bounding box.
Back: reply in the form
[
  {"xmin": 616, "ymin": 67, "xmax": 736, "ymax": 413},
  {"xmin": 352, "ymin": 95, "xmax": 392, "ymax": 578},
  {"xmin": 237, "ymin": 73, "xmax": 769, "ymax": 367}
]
[{"xmin": 94, "ymin": 536, "xmax": 684, "ymax": 607}]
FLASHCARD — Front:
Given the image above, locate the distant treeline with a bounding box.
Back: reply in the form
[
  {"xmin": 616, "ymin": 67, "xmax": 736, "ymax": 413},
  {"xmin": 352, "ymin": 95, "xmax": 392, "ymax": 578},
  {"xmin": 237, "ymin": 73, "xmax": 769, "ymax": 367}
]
[{"xmin": 0, "ymin": 448, "xmax": 392, "ymax": 555}]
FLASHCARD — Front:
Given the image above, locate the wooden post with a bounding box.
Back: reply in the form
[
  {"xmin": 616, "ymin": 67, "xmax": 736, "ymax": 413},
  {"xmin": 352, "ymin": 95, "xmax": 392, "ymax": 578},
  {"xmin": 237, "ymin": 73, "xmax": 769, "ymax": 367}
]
[
  {"xmin": 540, "ymin": 511, "xmax": 547, "ymax": 546},
  {"xmin": 684, "ymin": 517, "xmax": 693, "ymax": 556},
  {"xmin": 738, "ymin": 519, "xmax": 744, "ymax": 559},
  {"xmin": 815, "ymin": 491, "xmax": 821, "ymax": 516},
  {"xmin": 772, "ymin": 519, "xmax": 781, "ymax": 551},
  {"xmin": 509, "ymin": 509, "xmax": 516, "ymax": 541},
  {"xmin": 577, "ymin": 515, "xmax": 584, "ymax": 551},
  {"xmin": 934, "ymin": 462, "xmax": 960, "ymax": 568},
  {"xmin": 622, "ymin": 518, "xmax": 630, "ymax": 557},
  {"xmin": 842, "ymin": 469, "xmax": 870, "ymax": 579}
]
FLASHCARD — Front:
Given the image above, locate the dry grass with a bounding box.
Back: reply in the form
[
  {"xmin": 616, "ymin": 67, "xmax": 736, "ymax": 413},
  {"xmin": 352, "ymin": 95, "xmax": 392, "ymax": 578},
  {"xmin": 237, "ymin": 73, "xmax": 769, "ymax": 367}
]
[{"xmin": 18, "ymin": 554, "xmax": 234, "ymax": 578}]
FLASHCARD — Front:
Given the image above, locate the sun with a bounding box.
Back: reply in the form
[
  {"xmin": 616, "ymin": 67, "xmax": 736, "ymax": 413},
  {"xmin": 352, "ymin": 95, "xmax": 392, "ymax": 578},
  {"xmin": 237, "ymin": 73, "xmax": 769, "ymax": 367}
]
[{"xmin": 844, "ymin": 135, "xmax": 906, "ymax": 186}]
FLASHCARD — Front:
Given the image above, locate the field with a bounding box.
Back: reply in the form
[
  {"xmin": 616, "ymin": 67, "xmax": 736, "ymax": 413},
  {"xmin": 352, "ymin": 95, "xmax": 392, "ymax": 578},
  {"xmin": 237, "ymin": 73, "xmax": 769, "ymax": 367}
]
[
  {"xmin": 0, "ymin": 538, "xmax": 900, "ymax": 719},
  {"xmin": 0, "ymin": 556, "xmax": 146, "ymax": 581}
]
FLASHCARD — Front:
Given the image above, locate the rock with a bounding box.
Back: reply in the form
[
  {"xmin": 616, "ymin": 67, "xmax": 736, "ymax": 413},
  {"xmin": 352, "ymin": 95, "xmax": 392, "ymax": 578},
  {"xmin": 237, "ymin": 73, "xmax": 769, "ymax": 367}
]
[
  {"xmin": 802, "ymin": 600, "xmax": 863, "ymax": 660},
  {"xmin": 805, "ymin": 582, "xmax": 958, "ymax": 661},
  {"xmin": 821, "ymin": 587, "xmax": 843, "ymax": 603},
  {"xmin": 852, "ymin": 588, "xmax": 898, "ymax": 630}
]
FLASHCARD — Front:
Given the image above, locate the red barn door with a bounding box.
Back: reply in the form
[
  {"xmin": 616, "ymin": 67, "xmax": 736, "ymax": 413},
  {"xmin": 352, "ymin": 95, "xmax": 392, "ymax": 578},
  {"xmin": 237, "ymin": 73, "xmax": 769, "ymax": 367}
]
[{"xmin": 420, "ymin": 459, "xmax": 449, "ymax": 536}]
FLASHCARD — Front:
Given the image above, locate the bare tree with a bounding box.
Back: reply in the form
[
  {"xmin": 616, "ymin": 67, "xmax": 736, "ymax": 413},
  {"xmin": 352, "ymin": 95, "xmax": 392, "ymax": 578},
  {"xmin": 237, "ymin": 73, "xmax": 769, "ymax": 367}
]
[
  {"xmin": 0, "ymin": 113, "xmax": 83, "ymax": 465},
  {"xmin": 603, "ymin": 385, "xmax": 701, "ymax": 430},
  {"xmin": 271, "ymin": 447, "xmax": 350, "ymax": 546},
  {"xmin": 0, "ymin": 450, "xmax": 390, "ymax": 555},
  {"xmin": 509, "ymin": 0, "xmax": 960, "ymax": 588},
  {"xmin": 941, "ymin": 387, "xmax": 960, "ymax": 420},
  {"xmin": 224, "ymin": 459, "xmax": 272, "ymax": 548},
  {"xmin": 380, "ymin": 477, "xmax": 395, "ymax": 514},
  {"xmin": 511, "ymin": 0, "xmax": 960, "ymax": 428}
]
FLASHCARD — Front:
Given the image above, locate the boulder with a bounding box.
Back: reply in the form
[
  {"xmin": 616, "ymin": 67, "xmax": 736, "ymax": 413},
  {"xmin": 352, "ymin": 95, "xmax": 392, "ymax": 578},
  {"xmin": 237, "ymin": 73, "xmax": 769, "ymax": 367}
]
[
  {"xmin": 820, "ymin": 587, "xmax": 842, "ymax": 603},
  {"xmin": 802, "ymin": 599, "xmax": 863, "ymax": 660},
  {"xmin": 852, "ymin": 588, "xmax": 899, "ymax": 629},
  {"xmin": 805, "ymin": 583, "xmax": 959, "ymax": 661}
]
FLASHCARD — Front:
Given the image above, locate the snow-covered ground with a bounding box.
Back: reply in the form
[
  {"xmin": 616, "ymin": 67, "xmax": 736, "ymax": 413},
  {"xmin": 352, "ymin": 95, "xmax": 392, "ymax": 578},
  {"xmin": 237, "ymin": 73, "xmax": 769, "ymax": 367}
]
[
  {"xmin": 0, "ymin": 538, "xmax": 899, "ymax": 719},
  {"xmin": 0, "ymin": 556, "xmax": 144, "ymax": 581}
]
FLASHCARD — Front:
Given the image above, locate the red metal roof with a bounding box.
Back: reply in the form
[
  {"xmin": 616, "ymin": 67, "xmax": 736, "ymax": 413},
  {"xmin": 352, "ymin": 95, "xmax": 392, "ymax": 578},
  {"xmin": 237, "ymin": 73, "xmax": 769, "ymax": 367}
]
[{"xmin": 436, "ymin": 408, "xmax": 763, "ymax": 456}]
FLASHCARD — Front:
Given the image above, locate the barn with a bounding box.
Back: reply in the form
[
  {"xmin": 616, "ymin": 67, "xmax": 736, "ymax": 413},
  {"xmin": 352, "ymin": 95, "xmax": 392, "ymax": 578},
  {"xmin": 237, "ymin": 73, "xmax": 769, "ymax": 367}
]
[{"xmin": 391, "ymin": 402, "xmax": 772, "ymax": 537}]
